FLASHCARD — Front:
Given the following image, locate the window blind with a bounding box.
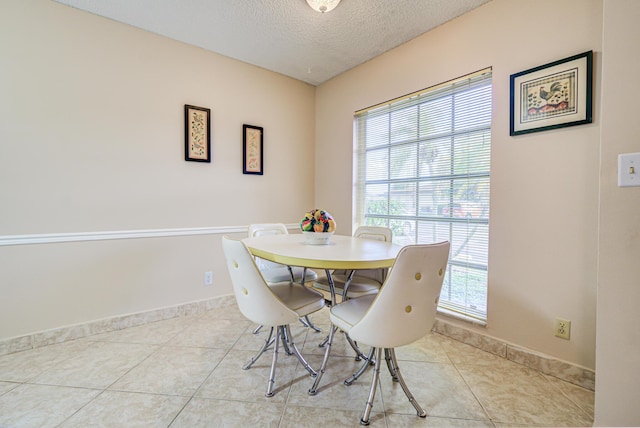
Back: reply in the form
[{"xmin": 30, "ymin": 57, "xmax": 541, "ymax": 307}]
[{"xmin": 354, "ymin": 68, "xmax": 492, "ymax": 322}]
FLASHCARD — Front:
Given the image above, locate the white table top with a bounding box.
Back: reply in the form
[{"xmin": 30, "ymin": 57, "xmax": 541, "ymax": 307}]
[{"xmin": 242, "ymin": 234, "xmax": 402, "ymax": 270}]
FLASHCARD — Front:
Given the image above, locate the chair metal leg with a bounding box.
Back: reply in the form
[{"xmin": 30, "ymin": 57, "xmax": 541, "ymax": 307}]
[
  {"xmin": 318, "ymin": 333, "xmax": 330, "ymax": 348},
  {"xmin": 284, "ymin": 325, "xmax": 317, "ymax": 377},
  {"xmin": 344, "ymin": 346, "xmax": 376, "ymax": 386},
  {"xmin": 387, "ymin": 348, "xmax": 426, "ymax": 418},
  {"xmin": 298, "ymin": 317, "xmax": 310, "ymax": 327},
  {"xmin": 243, "ymin": 327, "xmax": 275, "ymax": 370},
  {"xmin": 280, "ymin": 325, "xmax": 294, "ymax": 355},
  {"xmin": 309, "ymin": 325, "xmax": 337, "ymax": 395},
  {"xmin": 304, "ymin": 315, "xmax": 322, "ymax": 332},
  {"xmin": 252, "ymin": 324, "xmax": 264, "ymax": 334},
  {"xmin": 360, "ymin": 347, "xmax": 383, "ymax": 425},
  {"xmin": 265, "ymin": 328, "xmax": 281, "ymax": 397},
  {"xmin": 384, "ymin": 348, "xmax": 399, "ymax": 382},
  {"xmin": 345, "ymin": 333, "xmax": 372, "ymax": 362}
]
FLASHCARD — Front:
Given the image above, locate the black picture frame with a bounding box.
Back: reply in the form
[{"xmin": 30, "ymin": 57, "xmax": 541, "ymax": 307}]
[
  {"xmin": 184, "ymin": 104, "xmax": 211, "ymax": 162},
  {"xmin": 243, "ymin": 124, "xmax": 263, "ymax": 175},
  {"xmin": 510, "ymin": 51, "xmax": 593, "ymax": 136}
]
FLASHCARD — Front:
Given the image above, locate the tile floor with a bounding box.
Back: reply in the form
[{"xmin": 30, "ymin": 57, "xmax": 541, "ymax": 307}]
[{"xmin": 0, "ymin": 304, "xmax": 594, "ymax": 427}]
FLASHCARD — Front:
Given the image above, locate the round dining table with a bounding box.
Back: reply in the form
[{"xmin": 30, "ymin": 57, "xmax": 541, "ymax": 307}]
[
  {"xmin": 241, "ymin": 232, "xmax": 403, "ymax": 395},
  {"xmin": 242, "ymin": 233, "xmax": 402, "ymax": 271}
]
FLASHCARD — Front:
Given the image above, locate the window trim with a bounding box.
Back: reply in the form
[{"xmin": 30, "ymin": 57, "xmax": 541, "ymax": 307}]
[{"xmin": 354, "ymin": 68, "xmax": 492, "ymax": 323}]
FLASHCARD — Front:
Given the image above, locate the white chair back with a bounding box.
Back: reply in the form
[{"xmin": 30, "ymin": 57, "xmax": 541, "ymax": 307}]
[
  {"xmin": 222, "ymin": 236, "xmax": 299, "ymax": 327},
  {"xmin": 342, "ymin": 225, "xmax": 393, "ymax": 283},
  {"xmin": 248, "ymin": 223, "xmax": 288, "ymax": 237},
  {"xmin": 354, "ymin": 226, "xmax": 392, "ymax": 242},
  {"xmin": 248, "ymin": 223, "xmax": 289, "ymax": 271},
  {"xmin": 348, "ymin": 241, "xmax": 450, "ymax": 349}
]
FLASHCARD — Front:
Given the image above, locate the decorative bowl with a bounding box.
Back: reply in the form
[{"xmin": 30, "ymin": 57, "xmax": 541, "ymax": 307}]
[{"xmin": 302, "ymin": 231, "xmax": 334, "ymax": 245}]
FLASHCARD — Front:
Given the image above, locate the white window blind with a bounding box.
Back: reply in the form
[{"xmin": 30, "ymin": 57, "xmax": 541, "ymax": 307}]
[{"xmin": 354, "ymin": 68, "xmax": 492, "ymax": 322}]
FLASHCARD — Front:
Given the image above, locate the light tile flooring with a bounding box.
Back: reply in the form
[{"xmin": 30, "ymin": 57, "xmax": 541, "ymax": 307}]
[{"xmin": 0, "ymin": 304, "xmax": 594, "ymax": 427}]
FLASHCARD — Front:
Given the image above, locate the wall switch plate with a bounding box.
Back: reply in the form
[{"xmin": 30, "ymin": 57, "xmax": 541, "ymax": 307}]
[
  {"xmin": 204, "ymin": 271, "xmax": 213, "ymax": 286},
  {"xmin": 618, "ymin": 152, "xmax": 640, "ymax": 187}
]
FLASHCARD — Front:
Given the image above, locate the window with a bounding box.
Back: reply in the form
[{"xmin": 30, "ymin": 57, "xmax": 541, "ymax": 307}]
[{"xmin": 354, "ymin": 69, "xmax": 492, "ymax": 323}]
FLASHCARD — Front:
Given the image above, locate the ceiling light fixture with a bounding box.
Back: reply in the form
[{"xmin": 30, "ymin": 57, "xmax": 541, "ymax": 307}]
[{"xmin": 306, "ymin": 0, "xmax": 341, "ymax": 13}]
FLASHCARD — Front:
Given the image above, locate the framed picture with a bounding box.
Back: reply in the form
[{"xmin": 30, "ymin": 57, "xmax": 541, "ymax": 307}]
[
  {"xmin": 243, "ymin": 124, "xmax": 263, "ymax": 175},
  {"xmin": 184, "ymin": 104, "xmax": 211, "ymax": 162},
  {"xmin": 510, "ymin": 51, "xmax": 593, "ymax": 136}
]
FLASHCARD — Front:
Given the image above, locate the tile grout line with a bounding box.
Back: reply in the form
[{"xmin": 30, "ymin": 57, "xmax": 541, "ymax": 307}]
[
  {"xmin": 540, "ymin": 373, "xmax": 595, "ymax": 421},
  {"xmin": 279, "ymin": 325, "xmax": 310, "ymax": 427},
  {"xmin": 444, "ymin": 348, "xmax": 495, "ymax": 425},
  {"xmin": 169, "ymin": 319, "xmax": 252, "ymax": 426}
]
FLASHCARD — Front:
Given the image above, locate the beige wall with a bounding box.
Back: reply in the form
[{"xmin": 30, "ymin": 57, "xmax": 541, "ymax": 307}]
[
  {"xmin": 595, "ymin": 0, "xmax": 640, "ymax": 424},
  {"xmin": 316, "ymin": 0, "xmax": 602, "ymax": 371},
  {"xmin": 3, "ymin": 1, "xmax": 640, "ymax": 423},
  {"xmin": 0, "ymin": 0, "xmax": 315, "ymax": 339}
]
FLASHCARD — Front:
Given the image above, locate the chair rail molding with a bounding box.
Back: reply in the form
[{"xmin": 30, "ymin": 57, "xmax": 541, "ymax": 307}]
[{"xmin": 0, "ymin": 224, "xmax": 301, "ymax": 247}]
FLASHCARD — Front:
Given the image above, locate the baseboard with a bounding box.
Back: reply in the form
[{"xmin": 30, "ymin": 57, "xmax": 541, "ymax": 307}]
[
  {"xmin": 0, "ymin": 295, "xmax": 236, "ymax": 356},
  {"xmin": 433, "ymin": 317, "xmax": 595, "ymax": 391}
]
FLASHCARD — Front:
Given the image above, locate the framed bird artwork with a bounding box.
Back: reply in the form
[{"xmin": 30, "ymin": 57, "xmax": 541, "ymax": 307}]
[{"xmin": 510, "ymin": 51, "xmax": 593, "ymax": 136}]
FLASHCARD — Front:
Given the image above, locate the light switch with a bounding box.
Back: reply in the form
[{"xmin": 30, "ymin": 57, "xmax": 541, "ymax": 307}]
[{"xmin": 618, "ymin": 152, "xmax": 640, "ymax": 187}]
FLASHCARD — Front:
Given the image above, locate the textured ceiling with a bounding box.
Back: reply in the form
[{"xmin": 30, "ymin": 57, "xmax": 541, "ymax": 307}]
[{"xmin": 54, "ymin": 0, "xmax": 491, "ymax": 86}]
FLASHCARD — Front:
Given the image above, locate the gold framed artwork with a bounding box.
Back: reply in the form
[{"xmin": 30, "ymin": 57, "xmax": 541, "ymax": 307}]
[
  {"xmin": 510, "ymin": 51, "xmax": 593, "ymax": 136},
  {"xmin": 184, "ymin": 104, "xmax": 211, "ymax": 162},
  {"xmin": 243, "ymin": 124, "xmax": 263, "ymax": 175}
]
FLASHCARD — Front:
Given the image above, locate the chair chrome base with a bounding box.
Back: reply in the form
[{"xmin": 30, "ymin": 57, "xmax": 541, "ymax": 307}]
[
  {"xmin": 349, "ymin": 347, "xmax": 427, "ymax": 425},
  {"xmin": 244, "ymin": 325, "xmax": 317, "ymax": 397}
]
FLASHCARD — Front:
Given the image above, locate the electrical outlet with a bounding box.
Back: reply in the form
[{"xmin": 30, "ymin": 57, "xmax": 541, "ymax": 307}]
[
  {"xmin": 204, "ymin": 271, "xmax": 213, "ymax": 286},
  {"xmin": 554, "ymin": 318, "xmax": 571, "ymax": 340}
]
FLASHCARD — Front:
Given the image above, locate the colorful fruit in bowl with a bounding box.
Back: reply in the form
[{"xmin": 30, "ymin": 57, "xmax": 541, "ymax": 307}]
[{"xmin": 300, "ymin": 209, "xmax": 336, "ymax": 233}]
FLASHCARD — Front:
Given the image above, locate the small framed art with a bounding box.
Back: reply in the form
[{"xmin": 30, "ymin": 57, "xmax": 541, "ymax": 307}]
[
  {"xmin": 184, "ymin": 104, "xmax": 211, "ymax": 162},
  {"xmin": 243, "ymin": 124, "xmax": 263, "ymax": 175},
  {"xmin": 510, "ymin": 50, "xmax": 593, "ymax": 136}
]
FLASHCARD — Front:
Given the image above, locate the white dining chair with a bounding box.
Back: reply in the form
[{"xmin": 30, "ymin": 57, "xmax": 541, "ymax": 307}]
[
  {"xmin": 248, "ymin": 223, "xmax": 318, "ymax": 284},
  {"xmin": 222, "ymin": 236, "xmax": 325, "ymax": 397},
  {"xmin": 248, "ymin": 223, "xmax": 321, "ymax": 333},
  {"xmin": 313, "ymin": 226, "xmax": 392, "ymax": 301},
  {"xmin": 329, "ymin": 241, "xmax": 450, "ymax": 425}
]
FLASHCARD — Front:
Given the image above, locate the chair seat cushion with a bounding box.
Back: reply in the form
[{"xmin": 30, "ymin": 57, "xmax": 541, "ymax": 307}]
[
  {"xmin": 261, "ymin": 266, "xmax": 318, "ymax": 284},
  {"xmin": 269, "ymin": 282, "xmax": 325, "ymax": 317},
  {"xmin": 314, "ymin": 274, "xmax": 380, "ymax": 298},
  {"xmin": 330, "ymin": 294, "xmax": 376, "ymax": 333}
]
